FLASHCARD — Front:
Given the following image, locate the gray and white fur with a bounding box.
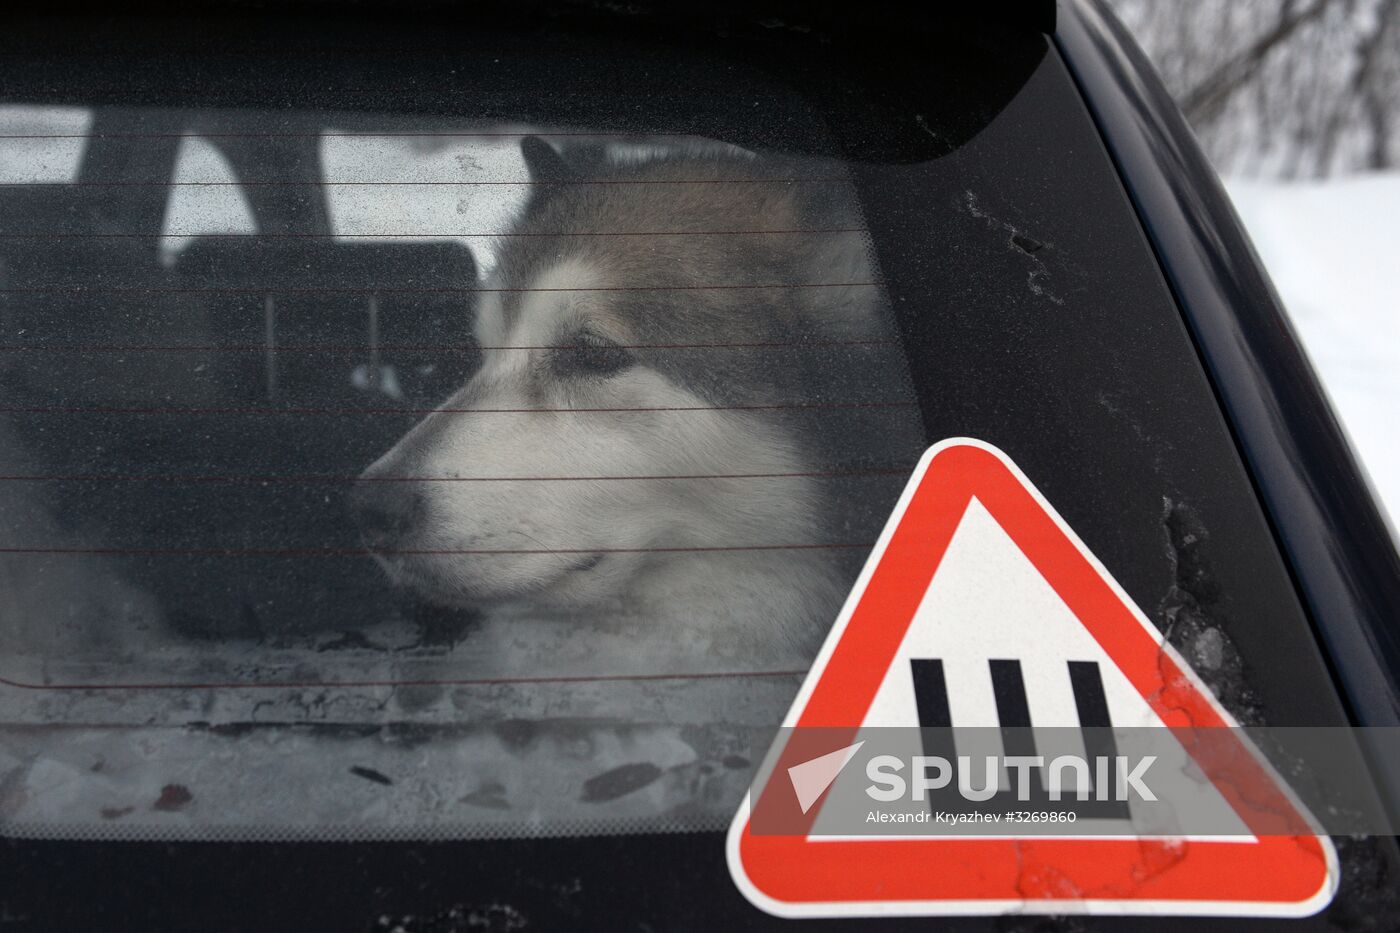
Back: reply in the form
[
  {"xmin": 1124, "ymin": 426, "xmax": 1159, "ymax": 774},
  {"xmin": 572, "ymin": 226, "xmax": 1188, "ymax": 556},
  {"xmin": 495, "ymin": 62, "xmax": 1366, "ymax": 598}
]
[{"xmin": 353, "ymin": 136, "xmax": 921, "ymax": 674}]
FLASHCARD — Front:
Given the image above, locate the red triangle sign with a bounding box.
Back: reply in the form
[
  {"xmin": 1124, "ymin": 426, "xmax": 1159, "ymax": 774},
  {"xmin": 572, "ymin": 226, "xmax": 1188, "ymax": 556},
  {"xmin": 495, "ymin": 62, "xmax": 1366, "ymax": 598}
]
[{"xmin": 727, "ymin": 439, "xmax": 1337, "ymax": 919}]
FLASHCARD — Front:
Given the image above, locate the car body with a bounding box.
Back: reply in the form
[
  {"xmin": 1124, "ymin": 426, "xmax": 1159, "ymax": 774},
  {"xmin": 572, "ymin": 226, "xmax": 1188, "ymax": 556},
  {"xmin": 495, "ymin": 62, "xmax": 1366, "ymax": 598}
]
[{"xmin": 0, "ymin": 1, "xmax": 1396, "ymax": 929}]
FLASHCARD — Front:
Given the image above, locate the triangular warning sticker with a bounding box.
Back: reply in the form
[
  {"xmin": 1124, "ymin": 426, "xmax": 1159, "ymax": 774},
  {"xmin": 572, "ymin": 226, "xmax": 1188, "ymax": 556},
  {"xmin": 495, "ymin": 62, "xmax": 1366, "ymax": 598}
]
[{"xmin": 727, "ymin": 438, "xmax": 1337, "ymax": 919}]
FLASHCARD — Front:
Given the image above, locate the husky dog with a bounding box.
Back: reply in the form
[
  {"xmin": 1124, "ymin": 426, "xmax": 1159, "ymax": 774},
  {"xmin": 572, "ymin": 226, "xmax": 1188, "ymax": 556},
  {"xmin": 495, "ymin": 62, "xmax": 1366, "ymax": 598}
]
[{"xmin": 352, "ymin": 136, "xmax": 919, "ymax": 673}]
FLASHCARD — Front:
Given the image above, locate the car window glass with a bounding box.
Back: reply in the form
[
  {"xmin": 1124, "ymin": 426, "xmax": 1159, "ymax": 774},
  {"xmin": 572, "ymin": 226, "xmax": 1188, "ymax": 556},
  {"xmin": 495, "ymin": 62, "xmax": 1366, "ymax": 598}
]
[{"xmin": 0, "ymin": 101, "xmax": 925, "ymax": 839}]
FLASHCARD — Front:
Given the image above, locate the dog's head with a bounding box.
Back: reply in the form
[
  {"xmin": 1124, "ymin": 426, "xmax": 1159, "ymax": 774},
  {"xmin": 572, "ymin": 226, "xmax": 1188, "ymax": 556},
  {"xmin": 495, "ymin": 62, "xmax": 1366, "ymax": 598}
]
[{"xmin": 352, "ymin": 137, "xmax": 882, "ymax": 613}]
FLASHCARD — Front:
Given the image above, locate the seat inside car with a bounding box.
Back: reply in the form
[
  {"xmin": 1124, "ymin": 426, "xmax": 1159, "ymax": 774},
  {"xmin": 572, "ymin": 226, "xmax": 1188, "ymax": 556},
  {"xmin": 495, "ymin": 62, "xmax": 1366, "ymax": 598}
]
[{"xmin": 0, "ymin": 108, "xmax": 480, "ymax": 644}]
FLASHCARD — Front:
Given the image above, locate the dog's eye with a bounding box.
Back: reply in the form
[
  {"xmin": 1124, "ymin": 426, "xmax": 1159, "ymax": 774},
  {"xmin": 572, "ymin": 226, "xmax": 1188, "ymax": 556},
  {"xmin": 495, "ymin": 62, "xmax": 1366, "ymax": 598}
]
[{"xmin": 556, "ymin": 332, "xmax": 633, "ymax": 378}]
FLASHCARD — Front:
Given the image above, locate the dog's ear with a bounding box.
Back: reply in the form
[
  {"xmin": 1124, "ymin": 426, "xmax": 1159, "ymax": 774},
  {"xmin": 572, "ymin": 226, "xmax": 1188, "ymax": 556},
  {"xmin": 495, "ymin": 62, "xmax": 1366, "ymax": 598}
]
[{"xmin": 520, "ymin": 135, "xmax": 573, "ymax": 184}]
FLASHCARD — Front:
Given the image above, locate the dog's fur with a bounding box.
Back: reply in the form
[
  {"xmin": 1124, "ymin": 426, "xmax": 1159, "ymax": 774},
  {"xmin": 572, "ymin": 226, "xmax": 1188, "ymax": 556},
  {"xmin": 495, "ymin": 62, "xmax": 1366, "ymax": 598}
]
[{"xmin": 355, "ymin": 137, "xmax": 917, "ymax": 671}]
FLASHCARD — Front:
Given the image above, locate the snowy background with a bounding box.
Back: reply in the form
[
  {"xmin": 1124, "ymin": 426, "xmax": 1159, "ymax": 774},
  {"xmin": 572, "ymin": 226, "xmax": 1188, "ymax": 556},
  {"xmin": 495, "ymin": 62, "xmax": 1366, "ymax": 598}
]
[{"xmin": 1109, "ymin": 0, "xmax": 1400, "ymax": 523}]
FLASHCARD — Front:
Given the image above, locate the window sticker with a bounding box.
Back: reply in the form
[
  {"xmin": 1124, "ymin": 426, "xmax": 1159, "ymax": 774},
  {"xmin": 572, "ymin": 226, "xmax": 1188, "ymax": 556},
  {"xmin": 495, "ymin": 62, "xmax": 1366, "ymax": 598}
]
[{"xmin": 728, "ymin": 439, "xmax": 1337, "ymax": 919}]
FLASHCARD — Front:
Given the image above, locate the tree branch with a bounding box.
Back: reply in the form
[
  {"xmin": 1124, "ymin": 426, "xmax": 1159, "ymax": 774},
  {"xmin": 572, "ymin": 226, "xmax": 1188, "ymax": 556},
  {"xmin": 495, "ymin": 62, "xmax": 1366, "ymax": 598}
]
[{"xmin": 1181, "ymin": 0, "xmax": 1336, "ymax": 124}]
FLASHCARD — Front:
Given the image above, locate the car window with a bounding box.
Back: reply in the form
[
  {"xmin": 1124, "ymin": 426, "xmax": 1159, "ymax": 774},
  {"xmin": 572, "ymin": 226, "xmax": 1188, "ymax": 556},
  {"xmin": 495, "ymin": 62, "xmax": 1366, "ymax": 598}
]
[{"xmin": 0, "ymin": 97, "xmax": 931, "ymax": 836}]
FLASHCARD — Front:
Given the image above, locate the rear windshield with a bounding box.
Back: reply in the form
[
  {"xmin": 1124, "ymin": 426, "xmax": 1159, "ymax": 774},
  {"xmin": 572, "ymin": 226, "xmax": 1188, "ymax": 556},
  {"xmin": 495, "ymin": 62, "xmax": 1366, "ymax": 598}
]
[
  {"xmin": 0, "ymin": 12, "xmax": 1351, "ymax": 858},
  {"xmin": 0, "ymin": 101, "xmax": 931, "ymax": 839}
]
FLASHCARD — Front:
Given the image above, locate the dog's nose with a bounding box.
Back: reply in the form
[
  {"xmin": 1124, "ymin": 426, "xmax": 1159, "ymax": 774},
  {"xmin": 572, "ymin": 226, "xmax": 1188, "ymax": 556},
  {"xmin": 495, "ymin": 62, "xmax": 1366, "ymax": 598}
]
[{"xmin": 350, "ymin": 481, "xmax": 423, "ymax": 549}]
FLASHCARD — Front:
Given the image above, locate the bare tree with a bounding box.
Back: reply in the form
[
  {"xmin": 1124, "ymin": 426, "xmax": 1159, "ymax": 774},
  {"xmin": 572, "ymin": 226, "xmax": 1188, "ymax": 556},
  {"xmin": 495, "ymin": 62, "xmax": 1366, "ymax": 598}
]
[{"xmin": 1108, "ymin": 0, "xmax": 1400, "ymax": 178}]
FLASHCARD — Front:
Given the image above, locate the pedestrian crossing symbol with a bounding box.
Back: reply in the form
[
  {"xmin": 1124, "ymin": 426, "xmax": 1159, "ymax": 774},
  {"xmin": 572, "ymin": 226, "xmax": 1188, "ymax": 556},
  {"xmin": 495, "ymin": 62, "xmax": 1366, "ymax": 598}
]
[{"xmin": 727, "ymin": 438, "xmax": 1337, "ymax": 919}]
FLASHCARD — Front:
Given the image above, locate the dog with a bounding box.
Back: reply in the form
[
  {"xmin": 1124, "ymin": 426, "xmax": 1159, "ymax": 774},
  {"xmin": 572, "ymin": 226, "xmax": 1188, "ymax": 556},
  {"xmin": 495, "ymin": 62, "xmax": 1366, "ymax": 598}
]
[{"xmin": 352, "ymin": 136, "xmax": 921, "ymax": 675}]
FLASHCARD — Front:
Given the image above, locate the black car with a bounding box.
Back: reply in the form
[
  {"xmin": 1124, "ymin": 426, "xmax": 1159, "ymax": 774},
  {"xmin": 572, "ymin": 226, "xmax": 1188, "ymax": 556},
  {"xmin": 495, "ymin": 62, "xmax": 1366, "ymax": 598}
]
[{"xmin": 0, "ymin": 1, "xmax": 1396, "ymax": 929}]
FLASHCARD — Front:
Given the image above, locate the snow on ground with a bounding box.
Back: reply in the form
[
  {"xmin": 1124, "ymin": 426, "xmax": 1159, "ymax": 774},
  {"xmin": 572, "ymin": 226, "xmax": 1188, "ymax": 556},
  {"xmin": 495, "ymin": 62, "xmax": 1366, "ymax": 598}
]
[{"xmin": 1226, "ymin": 173, "xmax": 1400, "ymax": 529}]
